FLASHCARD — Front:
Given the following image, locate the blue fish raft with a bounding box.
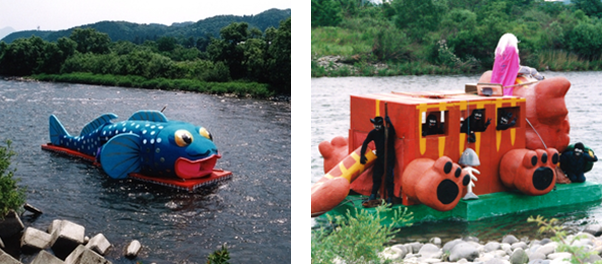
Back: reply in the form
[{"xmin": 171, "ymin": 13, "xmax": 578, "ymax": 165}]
[{"xmin": 42, "ymin": 110, "xmax": 232, "ymax": 191}]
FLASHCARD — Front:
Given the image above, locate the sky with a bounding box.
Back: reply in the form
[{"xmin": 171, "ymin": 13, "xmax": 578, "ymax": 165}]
[{"xmin": 0, "ymin": 0, "xmax": 292, "ymax": 31}]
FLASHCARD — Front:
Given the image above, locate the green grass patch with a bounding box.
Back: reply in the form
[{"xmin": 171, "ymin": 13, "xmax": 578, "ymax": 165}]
[
  {"xmin": 311, "ymin": 27, "xmax": 373, "ymax": 58},
  {"xmin": 30, "ymin": 73, "xmax": 274, "ymax": 98}
]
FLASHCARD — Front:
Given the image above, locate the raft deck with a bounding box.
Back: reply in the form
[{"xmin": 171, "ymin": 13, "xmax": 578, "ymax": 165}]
[
  {"xmin": 41, "ymin": 144, "xmax": 232, "ymax": 191},
  {"xmin": 319, "ymin": 182, "xmax": 602, "ymax": 226}
]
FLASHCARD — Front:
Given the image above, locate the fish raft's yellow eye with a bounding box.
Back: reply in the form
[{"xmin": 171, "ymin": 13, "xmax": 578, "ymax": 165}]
[
  {"xmin": 175, "ymin": 130, "xmax": 194, "ymax": 147},
  {"xmin": 199, "ymin": 127, "xmax": 212, "ymax": 141}
]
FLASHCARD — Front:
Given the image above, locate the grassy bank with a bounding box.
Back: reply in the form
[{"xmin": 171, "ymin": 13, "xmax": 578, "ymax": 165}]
[
  {"xmin": 30, "ymin": 73, "xmax": 274, "ymax": 98},
  {"xmin": 311, "ymin": 25, "xmax": 602, "ymax": 78},
  {"xmin": 311, "ymin": 50, "xmax": 602, "ymax": 78},
  {"xmin": 311, "ymin": 0, "xmax": 602, "ymax": 78}
]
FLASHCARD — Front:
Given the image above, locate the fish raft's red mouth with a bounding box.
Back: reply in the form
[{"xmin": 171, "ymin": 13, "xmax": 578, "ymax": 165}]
[{"xmin": 174, "ymin": 153, "xmax": 221, "ymax": 179}]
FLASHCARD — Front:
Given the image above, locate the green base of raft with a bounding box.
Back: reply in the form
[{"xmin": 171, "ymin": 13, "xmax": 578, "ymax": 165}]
[{"xmin": 318, "ymin": 181, "xmax": 602, "ymax": 226}]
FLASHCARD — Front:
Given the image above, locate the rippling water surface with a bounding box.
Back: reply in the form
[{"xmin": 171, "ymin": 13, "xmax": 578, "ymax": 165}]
[
  {"xmin": 312, "ymin": 72, "xmax": 602, "ymax": 243},
  {"xmin": 0, "ymin": 80, "xmax": 290, "ymax": 263}
]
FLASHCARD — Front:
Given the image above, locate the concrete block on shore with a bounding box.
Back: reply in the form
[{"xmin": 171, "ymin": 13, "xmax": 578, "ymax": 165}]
[
  {"xmin": 124, "ymin": 240, "xmax": 141, "ymax": 259},
  {"xmin": 0, "ymin": 210, "xmax": 24, "ymax": 241},
  {"xmin": 24, "ymin": 203, "xmax": 43, "ymax": 215},
  {"xmin": 0, "ymin": 248, "xmax": 22, "ymax": 264},
  {"xmin": 48, "ymin": 219, "xmax": 63, "ymax": 235},
  {"xmin": 65, "ymin": 245, "xmax": 111, "ymax": 264},
  {"xmin": 86, "ymin": 233, "xmax": 111, "ymax": 255},
  {"xmin": 30, "ymin": 250, "xmax": 65, "ymax": 264},
  {"xmin": 20, "ymin": 227, "xmax": 51, "ymax": 253},
  {"xmin": 50, "ymin": 220, "xmax": 85, "ymax": 260}
]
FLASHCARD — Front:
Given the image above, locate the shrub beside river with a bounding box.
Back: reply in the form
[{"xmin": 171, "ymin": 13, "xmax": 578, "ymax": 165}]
[{"xmin": 31, "ymin": 73, "xmax": 274, "ymax": 99}]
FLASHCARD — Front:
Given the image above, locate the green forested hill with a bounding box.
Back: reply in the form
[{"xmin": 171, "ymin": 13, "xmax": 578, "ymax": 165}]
[
  {"xmin": 2, "ymin": 8, "xmax": 291, "ymax": 44},
  {"xmin": 0, "ymin": 10, "xmax": 291, "ymax": 97}
]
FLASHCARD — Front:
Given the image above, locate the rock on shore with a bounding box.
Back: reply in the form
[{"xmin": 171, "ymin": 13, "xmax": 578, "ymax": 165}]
[
  {"xmin": 377, "ymin": 231, "xmax": 602, "ymax": 264},
  {"xmin": 0, "ymin": 211, "xmax": 145, "ymax": 264}
]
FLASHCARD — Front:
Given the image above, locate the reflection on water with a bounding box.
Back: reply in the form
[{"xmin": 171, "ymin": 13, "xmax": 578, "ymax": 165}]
[
  {"xmin": 311, "ymin": 72, "xmax": 602, "ymax": 240},
  {"xmin": 0, "ymin": 80, "xmax": 290, "ymax": 263}
]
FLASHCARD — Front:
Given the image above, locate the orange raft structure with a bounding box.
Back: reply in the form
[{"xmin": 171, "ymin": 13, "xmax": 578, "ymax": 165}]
[
  {"xmin": 41, "ymin": 144, "xmax": 232, "ymax": 192},
  {"xmin": 311, "ymin": 73, "xmax": 602, "ymax": 222}
]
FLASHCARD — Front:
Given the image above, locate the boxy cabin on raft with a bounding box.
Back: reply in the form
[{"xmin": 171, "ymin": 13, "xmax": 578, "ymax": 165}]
[
  {"xmin": 310, "ymin": 74, "xmax": 575, "ymax": 217},
  {"xmin": 311, "ymin": 69, "xmax": 602, "ymax": 223},
  {"xmin": 311, "ymin": 34, "xmax": 600, "ymax": 222},
  {"xmin": 349, "ymin": 88, "xmax": 528, "ymax": 206}
]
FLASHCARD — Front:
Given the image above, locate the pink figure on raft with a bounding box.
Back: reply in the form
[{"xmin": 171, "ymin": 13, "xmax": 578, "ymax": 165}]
[{"xmin": 491, "ymin": 33, "xmax": 521, "ymax": 96}]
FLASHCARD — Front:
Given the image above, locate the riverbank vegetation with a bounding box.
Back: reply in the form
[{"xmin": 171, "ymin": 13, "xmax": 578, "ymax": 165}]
[
  {"xmin": 0, "ymin": 140, "xmax": 25, "ymax": 218},
  {"xmin": 312, "ymin": 207, "xmax": 601, "ymax": 263},
  {"xmin": 311, "ymin": 204, "xmax": 413, "ymax": 263},
  {"xmin": 0, "ymin": 18, "xmax": 290, "ymax": 97},
  {"xmin": 311, "ymin": 0, "xmax": 602, "ymax": 77}
]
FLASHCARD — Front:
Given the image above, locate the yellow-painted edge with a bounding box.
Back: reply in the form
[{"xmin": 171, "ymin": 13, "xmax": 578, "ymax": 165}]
[{"xmin": 439, "ymin": 137, "xmax": 445, "ymax": 157}]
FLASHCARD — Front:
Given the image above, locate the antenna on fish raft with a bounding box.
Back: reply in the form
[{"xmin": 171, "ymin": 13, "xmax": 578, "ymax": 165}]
[{"xmin": 161, "ymin": 106, "xmax": 167, "ymax": 112}]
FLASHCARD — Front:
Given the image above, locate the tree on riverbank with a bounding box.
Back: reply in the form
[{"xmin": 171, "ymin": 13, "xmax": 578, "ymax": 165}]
[
  {"xmin": 0, "ymin": 140, "xmax": 25, "ymax": 218},
  {"xmin": 312, "ymin": 0, "xmax": 602, "ymax": 77},
  {"xmin": 0, "ymin": 18, "xmax": 291, "ymax": 97}
]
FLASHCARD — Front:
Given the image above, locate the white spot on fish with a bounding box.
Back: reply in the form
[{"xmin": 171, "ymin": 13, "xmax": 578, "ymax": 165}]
[
  {"xmin": 157, "ymin": 138, "xmax": 162, "ymax": 143},
  {"xmin": 122, "ymin": 128, "xmax": 127, "ymax": 132},
  {"xmin": 142, "ymin": 130, "xmax": 147, "ymax": 134},
  {"xmin": 150, "ymin": 131, "xmax": 155, "ymax": 136},
  {"xmin": 143, "ymin": 139, "xmax": 147, "ymax": 144},
  {"xmin": 150, "ymin": 139, "xmax": 155, "ymax": 144}
]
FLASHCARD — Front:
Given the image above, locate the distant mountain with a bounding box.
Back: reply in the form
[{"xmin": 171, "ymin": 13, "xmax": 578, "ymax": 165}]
[
  {"xmin": 0, "ymin": 27, "xmax": 15, "ymax": 40},
  {"xmin": 1, "ymin": 8, "xmax": 291, "ymax": 43}
]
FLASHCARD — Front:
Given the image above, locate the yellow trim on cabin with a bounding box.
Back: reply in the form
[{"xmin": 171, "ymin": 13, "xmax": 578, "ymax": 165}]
[
  {"xmin": 496, "ymin": 130, "xmax": 502, "ymax": 151},
  {"xmin": 511, "ymin": 128, "xmax": 516, "ymax": 146},
  {"xmin": 439, "ymin": 137, "xmax": 445, "ymax": 157},
  {"xmin": 419, "ymin": 111, "xmax": 426, "ymax": 155},
  {"xmin": 495, "ymin": 99, "xmax": 503, "ymax": 152},
  {"xmin": 475, "ymin": 132, "xmax": 481, "ymax": 156},
  {"xmin": 411, "ymin": 97, "xmax": 525, "ymax": 156},
  {"xmin": 439, "ymin": 102, "xmax": 447, "ymax": 111},
  {"xmin": 459, "ymin": 134, "xmax": 466, "ymax": 156}
]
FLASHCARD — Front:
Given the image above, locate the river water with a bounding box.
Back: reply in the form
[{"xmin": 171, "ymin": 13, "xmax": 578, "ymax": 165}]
[
  {"xmin": 0, "ymin": 80, "xmax": 290, "ymax": 263},
  {"xmin": 311, "ymin": 71, "xmax": 602, "ymax": 243}
]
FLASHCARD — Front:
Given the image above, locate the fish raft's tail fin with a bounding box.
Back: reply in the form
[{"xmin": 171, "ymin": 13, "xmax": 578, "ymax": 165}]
[{"xmin": 49, "ymin": 115, "xmax": 70, "ymax": 145}]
